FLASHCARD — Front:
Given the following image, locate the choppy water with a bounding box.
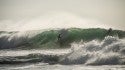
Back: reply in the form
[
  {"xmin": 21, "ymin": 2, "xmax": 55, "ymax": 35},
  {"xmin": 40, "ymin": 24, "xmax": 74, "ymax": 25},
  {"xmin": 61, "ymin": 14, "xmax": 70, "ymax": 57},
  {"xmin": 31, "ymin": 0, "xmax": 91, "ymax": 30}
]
[
  {"xmin": 0, "ymin": 36, "xmax": 125, "ymax": 70},
  {"xmin": 0, "ymin": 49, "xmax": 70, "ymax": 70},
  {"xmin": 0, "ymin": 63, "xmax": 125, "ymax": 70}
]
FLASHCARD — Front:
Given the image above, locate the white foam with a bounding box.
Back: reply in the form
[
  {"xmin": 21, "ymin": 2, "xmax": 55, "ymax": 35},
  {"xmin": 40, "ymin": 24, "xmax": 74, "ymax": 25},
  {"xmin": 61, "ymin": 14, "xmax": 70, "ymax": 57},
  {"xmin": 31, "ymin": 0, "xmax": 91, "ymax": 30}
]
[{"xmin": 60, "ymin": 36, "xmax": 125, "ymax": 65}]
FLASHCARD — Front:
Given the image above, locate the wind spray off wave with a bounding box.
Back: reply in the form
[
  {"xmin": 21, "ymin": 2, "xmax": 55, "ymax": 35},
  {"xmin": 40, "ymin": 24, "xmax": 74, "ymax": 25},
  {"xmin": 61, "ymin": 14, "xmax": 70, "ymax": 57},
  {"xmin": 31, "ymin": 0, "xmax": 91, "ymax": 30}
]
[{"xmin": 0, "ymin": 12, "xmax": 111, "ymax": 31}]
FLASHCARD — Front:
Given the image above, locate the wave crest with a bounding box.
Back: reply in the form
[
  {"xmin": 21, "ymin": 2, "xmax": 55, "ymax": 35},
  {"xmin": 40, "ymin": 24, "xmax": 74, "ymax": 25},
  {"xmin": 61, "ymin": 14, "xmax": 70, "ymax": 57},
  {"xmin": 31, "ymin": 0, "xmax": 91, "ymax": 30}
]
[{"xmin": 0, "ymin": 28, "xmax": 125, "ymax": 49}]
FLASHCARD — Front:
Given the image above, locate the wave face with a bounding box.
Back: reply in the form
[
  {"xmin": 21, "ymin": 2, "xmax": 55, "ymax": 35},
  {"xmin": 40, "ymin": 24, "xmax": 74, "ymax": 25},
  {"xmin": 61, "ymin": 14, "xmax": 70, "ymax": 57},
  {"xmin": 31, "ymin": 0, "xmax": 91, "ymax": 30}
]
[
  {"xmin": 60, "ymin": 36, "xmax": 125, "ymax": 65},
  {"xmin": 0, "ymin": 28, "xmax": 125, "ymax": 49}
]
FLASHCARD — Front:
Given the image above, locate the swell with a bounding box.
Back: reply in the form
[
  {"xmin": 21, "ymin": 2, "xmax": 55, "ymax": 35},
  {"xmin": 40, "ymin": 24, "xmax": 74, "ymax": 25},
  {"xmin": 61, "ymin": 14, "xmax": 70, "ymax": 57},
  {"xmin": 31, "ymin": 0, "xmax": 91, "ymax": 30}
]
[{"xmin": 0, "ymin": 28, "xmax": 125, "ymax": 49}]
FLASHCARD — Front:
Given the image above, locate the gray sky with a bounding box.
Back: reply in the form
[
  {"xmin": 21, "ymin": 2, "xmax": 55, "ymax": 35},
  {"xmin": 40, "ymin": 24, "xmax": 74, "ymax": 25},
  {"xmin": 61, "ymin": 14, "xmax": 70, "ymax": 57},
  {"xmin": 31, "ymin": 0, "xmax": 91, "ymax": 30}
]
[{"xmin": 0, "ymin": 0, "xmax": 125, "ymax": 31}]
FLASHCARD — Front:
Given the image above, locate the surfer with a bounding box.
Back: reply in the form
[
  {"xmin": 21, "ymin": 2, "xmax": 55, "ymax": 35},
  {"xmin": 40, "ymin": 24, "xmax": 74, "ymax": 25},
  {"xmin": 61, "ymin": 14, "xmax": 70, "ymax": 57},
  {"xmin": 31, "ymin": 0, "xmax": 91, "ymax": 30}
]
[
  {"xmin": 58, "ymin": 33, "xmax": 62, "ymax": 41},
  {"xmin": 58, "ymin": 33, "xmax": 63, "ymax": 46},
  {"xmin": 57, "ymin": 29, "xmax": 68, "ymax": 46},
  {"xmin": 106, "ymin": 28, "xmax": 112, "ymax": 36}
]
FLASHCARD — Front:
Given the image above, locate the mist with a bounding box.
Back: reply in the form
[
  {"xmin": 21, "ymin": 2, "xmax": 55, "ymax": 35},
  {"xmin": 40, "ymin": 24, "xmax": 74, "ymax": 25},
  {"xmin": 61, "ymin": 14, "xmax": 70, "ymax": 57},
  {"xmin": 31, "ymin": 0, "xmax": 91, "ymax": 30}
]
[{"xmin": 0, "ymin": 0, "xmax": 125, "ymax": 31}]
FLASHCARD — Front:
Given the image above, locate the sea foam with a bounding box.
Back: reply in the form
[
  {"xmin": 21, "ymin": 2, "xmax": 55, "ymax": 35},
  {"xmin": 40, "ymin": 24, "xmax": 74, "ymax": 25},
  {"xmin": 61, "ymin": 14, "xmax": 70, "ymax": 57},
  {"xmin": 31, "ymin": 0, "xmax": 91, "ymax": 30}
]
[{"xmin": 60, "ymin": 36, "xmax": 125, "ymax": 65}]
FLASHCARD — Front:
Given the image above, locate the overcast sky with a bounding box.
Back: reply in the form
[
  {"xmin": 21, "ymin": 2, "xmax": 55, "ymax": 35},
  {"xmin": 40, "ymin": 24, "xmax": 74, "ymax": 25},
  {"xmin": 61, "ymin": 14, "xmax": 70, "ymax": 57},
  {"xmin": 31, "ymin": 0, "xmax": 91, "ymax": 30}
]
[{"xmin": 0, "ymin": 0, "xmax": 125, "ymax": 31}]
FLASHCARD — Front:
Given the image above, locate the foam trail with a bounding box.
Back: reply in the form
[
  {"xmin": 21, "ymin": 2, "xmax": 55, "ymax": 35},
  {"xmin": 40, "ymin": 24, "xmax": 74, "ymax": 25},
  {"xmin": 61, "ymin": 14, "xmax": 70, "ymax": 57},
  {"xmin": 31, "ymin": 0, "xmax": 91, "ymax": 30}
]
[{"xmin": 60, "ymin": 36, "xmax": 125, "ymax": 65}]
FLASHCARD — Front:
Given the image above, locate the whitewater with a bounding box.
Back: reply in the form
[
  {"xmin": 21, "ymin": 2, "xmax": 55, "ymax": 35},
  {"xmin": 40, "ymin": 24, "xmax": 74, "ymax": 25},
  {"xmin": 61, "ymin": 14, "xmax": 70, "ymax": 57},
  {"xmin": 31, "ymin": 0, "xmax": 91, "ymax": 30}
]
[
  {"xmin": 0, "ymin": 26, "xmax": 125, "ymax": 70},
  {"xmin": 0, "ymin": 35, "xmax": 125, "ymax": 70},
  {"xmin": 0, "ymin": 1, "xmax": 125, "ymax": 69}
]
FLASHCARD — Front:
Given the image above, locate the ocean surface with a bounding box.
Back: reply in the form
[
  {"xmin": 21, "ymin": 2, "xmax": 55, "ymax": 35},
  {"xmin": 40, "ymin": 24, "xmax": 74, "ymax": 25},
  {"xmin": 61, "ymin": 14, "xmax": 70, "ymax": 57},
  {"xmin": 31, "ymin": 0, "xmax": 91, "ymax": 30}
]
[
  {"xmin": 1, "ymin": 63, "xmax": 125, "ymax": 70},
  {"xmin": 0, "ymin": 28, "xmax": 125, "ymax": 70},
  {"xmin": 0, "ymin": 49, "xmax": 125, "ymax": 70}
]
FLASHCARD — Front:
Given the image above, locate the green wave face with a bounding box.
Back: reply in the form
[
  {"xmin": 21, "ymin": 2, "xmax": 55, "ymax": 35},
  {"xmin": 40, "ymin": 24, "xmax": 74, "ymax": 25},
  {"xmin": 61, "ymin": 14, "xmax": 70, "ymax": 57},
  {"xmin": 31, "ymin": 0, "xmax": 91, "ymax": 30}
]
[
  {"xmin": 0, "ymin": 28, "xmax": 125, "ymax": 49},
  {"xmin": 29, "ymin": 30, "xmax": 60, "ymax": 49},
  {"xmin": 28, "ymin": 28, "xmax": 125, "ymax": 49}
]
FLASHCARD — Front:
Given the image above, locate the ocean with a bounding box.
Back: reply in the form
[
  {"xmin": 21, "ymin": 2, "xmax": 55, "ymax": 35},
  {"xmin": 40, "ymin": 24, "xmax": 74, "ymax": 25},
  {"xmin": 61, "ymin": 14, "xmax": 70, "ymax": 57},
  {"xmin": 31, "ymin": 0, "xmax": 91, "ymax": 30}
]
[
  {"xmin": 0, "ymin": 49, "xmax": 125, "ymax": 70},
  {"xmin": 0, "ymin": 28, "xmax": 125, "ymax": 70}
]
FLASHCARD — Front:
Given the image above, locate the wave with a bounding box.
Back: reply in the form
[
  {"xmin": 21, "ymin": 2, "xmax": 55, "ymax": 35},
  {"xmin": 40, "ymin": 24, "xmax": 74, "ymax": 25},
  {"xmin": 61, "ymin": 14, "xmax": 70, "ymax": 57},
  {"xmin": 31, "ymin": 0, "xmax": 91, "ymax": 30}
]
[
  {"xmin": 0, "ymin": 36, "xmax": 125, "ymax": 65},
  {"xmin": 60, "ymin": 36, "xmax": 125, "ymax": 65},
  {"xmin": 0, "ymin": 53, "xmax": 60, "ymax": 64},
  {"xmin": 0, "ymin": 28, "xmax": 125, "ymax": 49}
]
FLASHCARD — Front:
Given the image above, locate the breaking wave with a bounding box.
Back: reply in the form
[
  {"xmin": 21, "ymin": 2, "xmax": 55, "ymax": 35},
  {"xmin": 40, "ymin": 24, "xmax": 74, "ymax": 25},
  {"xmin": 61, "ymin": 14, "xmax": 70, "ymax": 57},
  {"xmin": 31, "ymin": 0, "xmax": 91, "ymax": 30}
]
[
  {"xmin": 0, "ymin": 28, "xmax": 125, "ymax": 49},
  {"xmin": 60, "ymin": 36, "xmax": 125, "ymax": 65},
  {"xmin": 0, "ymin": 36, "xmax": 125, "ymax": 65}
]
